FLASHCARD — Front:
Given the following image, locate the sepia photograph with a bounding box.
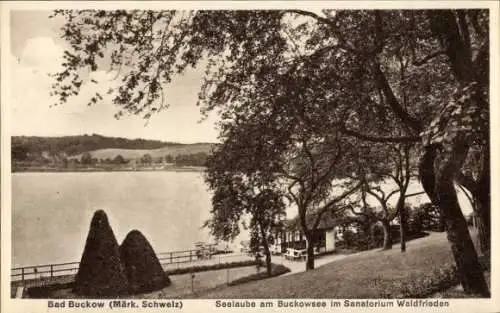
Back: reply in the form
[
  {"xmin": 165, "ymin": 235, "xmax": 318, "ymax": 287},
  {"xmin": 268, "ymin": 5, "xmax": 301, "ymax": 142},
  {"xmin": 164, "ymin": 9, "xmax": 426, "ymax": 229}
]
[{"xmin": 1, "ymin": 1, "xmax": 499, "ymax": 312}]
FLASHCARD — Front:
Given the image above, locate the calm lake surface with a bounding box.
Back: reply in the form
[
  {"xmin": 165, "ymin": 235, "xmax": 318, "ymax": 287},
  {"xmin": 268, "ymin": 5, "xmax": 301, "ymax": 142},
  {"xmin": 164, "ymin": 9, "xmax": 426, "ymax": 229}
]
[{"xmin": 12, "ymin": 171, "xmax": 222, "ymax": 268}]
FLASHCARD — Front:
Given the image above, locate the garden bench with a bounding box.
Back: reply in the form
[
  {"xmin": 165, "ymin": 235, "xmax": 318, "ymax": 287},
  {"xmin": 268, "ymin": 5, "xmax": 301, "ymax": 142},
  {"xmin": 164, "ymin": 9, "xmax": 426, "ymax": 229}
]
[{"xmin": 285, "ymin": 248, "xmax": 307, "ymax": 261}]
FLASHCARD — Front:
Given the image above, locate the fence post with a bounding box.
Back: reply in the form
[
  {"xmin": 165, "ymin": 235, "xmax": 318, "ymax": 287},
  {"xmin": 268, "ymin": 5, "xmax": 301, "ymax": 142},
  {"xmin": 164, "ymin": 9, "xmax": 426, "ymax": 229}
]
[
  {"xmin": 50, "ymin": 265, "xmax": 54, "ymax": 278},
  {"xmin": 21, "ymin": 268, "xmax": 24, "ymax": 283},
  {"xmin": 189, "ymin": 250, "xmax": 192, "ymax": 261},
  {"xmin": 191, "ymin": 273, "xmax": 195, "ymax": 294},
  {"xmin": 170, "ymin": 252, "xmax": 173, "ymax": 264}
]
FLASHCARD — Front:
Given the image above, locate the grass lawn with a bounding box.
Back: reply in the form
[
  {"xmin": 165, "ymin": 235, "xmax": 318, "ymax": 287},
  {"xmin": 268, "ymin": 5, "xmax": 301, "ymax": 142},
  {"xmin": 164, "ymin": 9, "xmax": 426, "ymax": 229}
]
[
  {"xmin": 139, "ymin": 264, "xmax": 288, "ymax": 299},
  {"xmin": 134, "ymin": 266, "xmax": 260, "ymax": 299},
  {"xmin": 47, "ymin": 266, "xmax": 261, "ymax": 299},
  {"xmin": 193, "ymin": 232, "xmax": 489, "ymax": 298}
]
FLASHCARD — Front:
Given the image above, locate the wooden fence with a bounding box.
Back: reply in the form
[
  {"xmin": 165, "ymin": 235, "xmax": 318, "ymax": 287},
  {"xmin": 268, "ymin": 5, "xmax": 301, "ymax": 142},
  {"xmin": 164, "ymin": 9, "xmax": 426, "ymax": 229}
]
[
  {"xmin": 11, "ymin": 245, "xmax": 245, "ymax": 287},
  {"xmin": 11, "ymin": 261, "xmax": 80, "ymax": 286}
]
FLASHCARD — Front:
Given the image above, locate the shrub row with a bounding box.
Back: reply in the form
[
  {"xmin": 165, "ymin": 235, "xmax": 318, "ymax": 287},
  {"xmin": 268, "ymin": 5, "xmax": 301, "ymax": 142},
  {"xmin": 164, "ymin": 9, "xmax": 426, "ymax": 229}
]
[
  {"xmin": 27, "ymin": 282, "xmax": 75, "ymax": 298},
  {"xmin": 211, "ymin": 250, "xmax": 234, "ymax": 256},
  {"xmin": 395, "ymin": 262, "xmax": 459, "ymax": 298},
  {"xmin": 166, "ymin": 260, "xmax": 263, "ymax": 276},
  {"xmin": 74, "ymin": 211, "xmax": 170, "ymax": 297},
  {"xmin": 396, "ymin": 251, "xmax": 490, "ymax": 298},
  {"xmin": 228, "ymin": 264, "xmax": 291, "ymax": 286},
  {"xmin": 338, "ymin": 228, "xmax": 429, "ymax": 252}
]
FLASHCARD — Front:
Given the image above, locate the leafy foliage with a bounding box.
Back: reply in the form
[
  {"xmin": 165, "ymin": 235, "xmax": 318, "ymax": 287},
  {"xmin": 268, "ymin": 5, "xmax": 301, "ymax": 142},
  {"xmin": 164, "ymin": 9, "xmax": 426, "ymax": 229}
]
[
  {"xmin": 203, "ymin": 180, "xmax": 283, "ymax": 277},
  {"xmin": 50, "ymin": 8, "xmax": 490, "ymax": 294},
  {"xmin": 11, "ymin": 135, "xmax": 213, "ymax": 169},
  {"xmin": 12, "ymin": 134, "xmax": 174, "ymax": 157},
  {"xmin": 408, "ymin": 202, "xmax": 445, "ymax": 233},
  {"xmin": 395, "ymin": 262, "xmax": 459, "ymax": 298},
  {"xmin": 112, "ymin": 154, "xmax": 127, "ymax": 164},
  {"xmin": 420, "ymin": 82, "xmax": 488, "ymax": 150},
  {"xmin": 203, "ymin": 155, "xmax": 286, "ymax": 252},
  {"xmin": 50, "ymin": 10, "xmax": 287, "ymax": 120}
]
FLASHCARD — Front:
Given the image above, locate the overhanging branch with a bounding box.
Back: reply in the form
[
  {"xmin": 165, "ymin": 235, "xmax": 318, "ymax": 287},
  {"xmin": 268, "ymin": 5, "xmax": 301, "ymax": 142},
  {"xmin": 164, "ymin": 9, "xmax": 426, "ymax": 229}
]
[
  {"xmin": 341, "ymin": 127, "xmax": 420, "ymax": 143},
  {"xmin": 284, "ymin": 10, "xmax": 337, "ymax": 28},
  {"xmin": 412, "ymin": 50, "xmax": 446, "ymax": 66},
  {"xmin": 373, "ymin": 61, "xmax": 423, "ymax": 132},
  {"xmin": 406, "ymin": 191, "xmax": 426, "ymax": 198},
  {"xmin": 319, "ymin": 182, "xmax": 363, "ymax": 212}
]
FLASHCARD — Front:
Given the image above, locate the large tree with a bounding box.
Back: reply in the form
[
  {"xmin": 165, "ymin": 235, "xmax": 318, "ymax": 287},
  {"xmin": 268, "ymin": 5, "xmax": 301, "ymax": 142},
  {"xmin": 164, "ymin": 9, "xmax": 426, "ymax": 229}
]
[
  {"xmin": 205, "ymin": 92, "xmax": 361, "ymax": 270},
  {"xmin": 204, "ymin": 142, "xmax": 286, "ymax": 276},
  {"xmin": 347, "ymin": 141, "xmax": 417, "ymax": 251},
  {"xmin": 278, "ymin": 130, "xmax": 361, "ymax": 270},
  {"xmin": 51, "ymin": 9, "xmax": 490, "ymax": 295},
  {"xmin": 417, "ymin": 11, "xmax": 490, "ymax": 295}
]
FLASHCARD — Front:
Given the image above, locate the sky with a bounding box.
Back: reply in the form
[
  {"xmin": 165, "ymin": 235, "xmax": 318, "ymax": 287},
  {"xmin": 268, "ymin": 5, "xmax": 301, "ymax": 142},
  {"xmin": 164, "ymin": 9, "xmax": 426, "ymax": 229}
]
[{"xmin": 9, "ymin": 10, "xmax": 220, "ymax": 144}]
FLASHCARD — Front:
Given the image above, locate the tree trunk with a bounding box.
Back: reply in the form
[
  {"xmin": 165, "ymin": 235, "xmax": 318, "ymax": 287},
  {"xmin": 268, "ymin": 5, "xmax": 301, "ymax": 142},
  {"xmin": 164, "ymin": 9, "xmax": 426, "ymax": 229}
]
[
  {"xmin": 298, "ymin": 208, "xmax": 315, "ymax": 271},
  {"xmin": 420, "ymin": 144, "xmax": 489, "ymax": 296},
  {"xmin": 438, "ymin": 211, "xmax": 445, "ymax": 231},
  {"xmin": 381, "ymin": 220, "xmax": 392, "ymax": 250},
  {"xmin": 436, "ymin": 171, "xmax": 489, "ymax": 296},
  {"xmin": 399, "ymin": 206, "xmax": 407, "ymax": 252},
  {"xmin": 475, "ymin": 145, "xmax": 490, "ymax": 254},
  {"xmin": 399, "ymin": 144, "xmax": 411, "ymax": 253},
  {"xmin": 474, "ymin": 194, "xmax": 490, "ymax": 254},
  {"xmin": 423, "ymin": 11, "xmax": 489, "ymax": 296},
  {"xmin": 305, "ymin": 235, "xmax": 315, "ymax": 270},
  {"xmin": 396, "ymin": 193, "xmax": 408, "ymax": 252},
  {"xmin": 263, "ymin": 245, "xmax": 272, "ymax": 277},
  {"xmin": 460, "ymin": 146, "xmax": 491, "ymax": 255},
  {"xmin": 259, "ymin": 224, "xmax": 273, "ymax": 277}
]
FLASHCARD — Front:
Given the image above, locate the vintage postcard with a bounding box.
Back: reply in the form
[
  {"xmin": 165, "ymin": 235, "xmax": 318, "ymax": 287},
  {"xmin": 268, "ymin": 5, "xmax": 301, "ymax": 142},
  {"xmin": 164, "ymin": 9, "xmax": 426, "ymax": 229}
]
[{"xmin": 1, "ymin": 1, "xmax": 499, "ymax": 313}]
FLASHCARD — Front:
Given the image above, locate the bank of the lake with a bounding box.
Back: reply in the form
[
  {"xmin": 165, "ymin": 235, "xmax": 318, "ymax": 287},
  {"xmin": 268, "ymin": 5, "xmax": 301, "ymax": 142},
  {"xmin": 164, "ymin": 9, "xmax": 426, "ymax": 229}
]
[{"xmin": 11, "ymin": 165, "xmax": 206, "ymax": 173}]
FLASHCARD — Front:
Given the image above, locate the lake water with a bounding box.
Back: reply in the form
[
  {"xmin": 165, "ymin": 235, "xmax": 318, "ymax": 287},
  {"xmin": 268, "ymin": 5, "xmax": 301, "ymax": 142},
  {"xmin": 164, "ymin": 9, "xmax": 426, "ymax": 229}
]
[{"xmin": 11, "ymin": 171, "xmax": 226, "ymax": 268}]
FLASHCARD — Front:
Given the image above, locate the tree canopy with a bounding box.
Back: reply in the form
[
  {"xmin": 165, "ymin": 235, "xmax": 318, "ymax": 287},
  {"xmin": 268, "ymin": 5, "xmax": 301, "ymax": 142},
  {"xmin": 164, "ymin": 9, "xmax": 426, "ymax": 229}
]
[{"xmin": 51, "ymin": 8, "xmax": 490, "ymax": 296}]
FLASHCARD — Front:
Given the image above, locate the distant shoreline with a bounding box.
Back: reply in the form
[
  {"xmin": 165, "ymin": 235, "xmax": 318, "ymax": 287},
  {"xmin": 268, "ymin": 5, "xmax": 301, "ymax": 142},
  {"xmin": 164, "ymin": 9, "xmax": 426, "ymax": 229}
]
[{"xmin": 11, "ymin": 166, "xmax": 206, "ymax": 173}]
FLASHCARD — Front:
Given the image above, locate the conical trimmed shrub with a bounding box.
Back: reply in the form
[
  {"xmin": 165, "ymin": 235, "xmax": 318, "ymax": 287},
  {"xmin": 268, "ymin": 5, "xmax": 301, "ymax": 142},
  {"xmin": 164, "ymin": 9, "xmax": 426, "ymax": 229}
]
[
  {"xmin": 120, "ymin": 230, "xmax": 171, "ymax": 293},
  {"xmin": 74, "ymin": 210, "xmax": 129, "ymax": 297}
]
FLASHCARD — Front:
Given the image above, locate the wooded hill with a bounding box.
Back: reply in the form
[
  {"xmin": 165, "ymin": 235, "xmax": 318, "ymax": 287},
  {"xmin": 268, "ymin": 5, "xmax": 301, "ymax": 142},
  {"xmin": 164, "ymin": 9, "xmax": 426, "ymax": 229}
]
[{"xmin": 11, "ymin": 134, "xmax": 216, "ymax": 163}]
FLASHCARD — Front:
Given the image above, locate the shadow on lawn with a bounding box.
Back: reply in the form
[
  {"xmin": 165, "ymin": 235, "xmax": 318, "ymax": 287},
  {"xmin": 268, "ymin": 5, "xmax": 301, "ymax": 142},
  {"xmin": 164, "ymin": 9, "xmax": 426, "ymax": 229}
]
[{"xmin": 189, "ymin": 232, "xmax": 490, "ymax": 299}]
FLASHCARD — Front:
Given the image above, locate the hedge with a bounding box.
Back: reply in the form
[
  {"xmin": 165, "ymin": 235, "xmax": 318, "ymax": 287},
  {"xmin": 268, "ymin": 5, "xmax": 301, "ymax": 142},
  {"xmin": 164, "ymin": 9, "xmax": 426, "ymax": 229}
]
[
  {"xmin": 166, "ymin": 260, "xmax": 262, "ymax": 276},
  {"xmin": 73, "ymin": 210, "xmax": 129, "ymax": 297},
  {"xmin": 397, "ymin": 252, "xmax": 490, "ymax": 298},
  {"xmin": 120, "ymin": 230, "xmax": 171, "ymax": 293},
  {"xmin": 395, "ymin": 262, "xmax": 459, "ymax": 298},
  {"xmin": 228, "ymin": 264, "xmax": 291, "ymax": 286}
]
